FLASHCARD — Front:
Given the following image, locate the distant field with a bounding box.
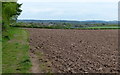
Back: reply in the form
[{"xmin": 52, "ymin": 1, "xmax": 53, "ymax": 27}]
[
  {"xmin": 87, "ymin": 24, "xmax": 119, "ymax": 29},
  {"xmin": 88, "ymin": 26, "xmax": 119, "ymax": 29}
]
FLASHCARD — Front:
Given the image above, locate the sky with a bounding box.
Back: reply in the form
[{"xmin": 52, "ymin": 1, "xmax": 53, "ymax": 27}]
[{"xmin": 18, "ymin": 0, "xmax": 119, "ymax": 21}]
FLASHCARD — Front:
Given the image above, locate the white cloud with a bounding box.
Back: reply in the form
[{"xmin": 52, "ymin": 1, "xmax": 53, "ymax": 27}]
[
  {"xmin": 18, "ymin": 0, "xmax": 119, "ymax": 3},
  {"xmin": 25, "ymin": 8, "xmax": 55, "ymax": 13},
  {"xmin": 51, "ymin": 11, "xmax": 64, "ymax": 16}
]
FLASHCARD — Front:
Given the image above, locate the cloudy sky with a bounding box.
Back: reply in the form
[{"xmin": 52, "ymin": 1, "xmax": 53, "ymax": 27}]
[{"xmin": 18, "ymin": 0, "xmax": 119, "ymax": 21}]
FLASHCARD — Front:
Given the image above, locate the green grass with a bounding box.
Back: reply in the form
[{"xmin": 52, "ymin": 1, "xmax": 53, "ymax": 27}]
[
  {"xmin": 2, "ymin": 27, "xmax": 32, "ymax": 73},
  {"xmin": 0, "ymin": 27, "xmax": 2, "ymax": 74}
]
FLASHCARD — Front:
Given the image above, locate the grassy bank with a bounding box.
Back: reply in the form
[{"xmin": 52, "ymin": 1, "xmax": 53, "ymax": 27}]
[
  {"xmin": 2, "ymin": 27, "xmax": 32, "ymax": 73},
  {"xmin": 0, "ymin": 28, "xmax": 2, "ymax": 74}
]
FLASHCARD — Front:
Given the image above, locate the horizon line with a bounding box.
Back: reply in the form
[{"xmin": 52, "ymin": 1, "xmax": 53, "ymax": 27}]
[{"xmin": 18, "ymin": 19, "xmax": 118, "ymax": 21}]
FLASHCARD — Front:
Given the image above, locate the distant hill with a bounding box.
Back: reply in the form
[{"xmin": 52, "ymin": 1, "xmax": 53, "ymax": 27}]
[{"xmin": 18, "ymin": 20, "xmax": 118, "ymax": 25}]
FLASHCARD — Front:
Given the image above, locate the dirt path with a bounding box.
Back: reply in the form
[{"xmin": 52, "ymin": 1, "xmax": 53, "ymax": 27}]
[
  {"xmin": 27, "ymin": 28, "xmax": 119, "ymax": 73},
  {"xmin": 30, "ymin": 51, "xmax": 41, "ymax": 73},
  {"xmin": 29, "ymin": 42, "xmax": 52, "ymax": 73}
]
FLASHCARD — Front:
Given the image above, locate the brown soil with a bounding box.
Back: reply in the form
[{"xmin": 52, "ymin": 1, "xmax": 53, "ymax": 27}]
[{"xmin": 27, "ymin": 28, "xmax": 119, "ymax": 73}]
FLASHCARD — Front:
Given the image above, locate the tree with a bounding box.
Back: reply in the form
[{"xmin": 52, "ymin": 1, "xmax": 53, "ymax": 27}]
[
  {"xmin": 2, "ymin": 2, "xmax": 22, "ymax": 29},
  {"xmin": 66, "ymin": 23, "xmax": 72, "ymax": 28},
  {"xmin": 102, "ymin": 23, "xmax": 106, "ymax": 25},
  {"xmin": 2, "ymin": 2, "xmax": 22, "ymax": 40}
]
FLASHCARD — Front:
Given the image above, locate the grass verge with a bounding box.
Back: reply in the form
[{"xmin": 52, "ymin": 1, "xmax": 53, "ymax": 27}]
[
  {"xmin": 2, "ymin": 27, "xmax": 32, "ymax": 73},
  {"xmin": 0, "ymin": 28, "xmax": 2, "ymax": 74}
]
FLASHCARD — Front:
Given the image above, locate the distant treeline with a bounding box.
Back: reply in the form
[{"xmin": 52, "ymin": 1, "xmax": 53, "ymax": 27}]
[
  {"xmin": 11, "ymin": 20, "xmax": 119, "ymax": 30},
  {"xmin": 16, "ymin": 20, "xmax": 119, "ymax": 28}
]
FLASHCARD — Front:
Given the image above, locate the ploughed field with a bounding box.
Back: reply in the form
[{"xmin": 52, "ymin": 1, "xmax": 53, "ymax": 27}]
[{"xmin": 27, "ymin": 28, "xmax": 119, "ymax": 73}]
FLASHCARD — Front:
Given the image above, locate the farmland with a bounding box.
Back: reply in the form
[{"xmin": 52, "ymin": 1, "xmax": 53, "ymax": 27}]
[{"xmin": 27, "ymin": 28, "xmax": 119, "ymax": 73}]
